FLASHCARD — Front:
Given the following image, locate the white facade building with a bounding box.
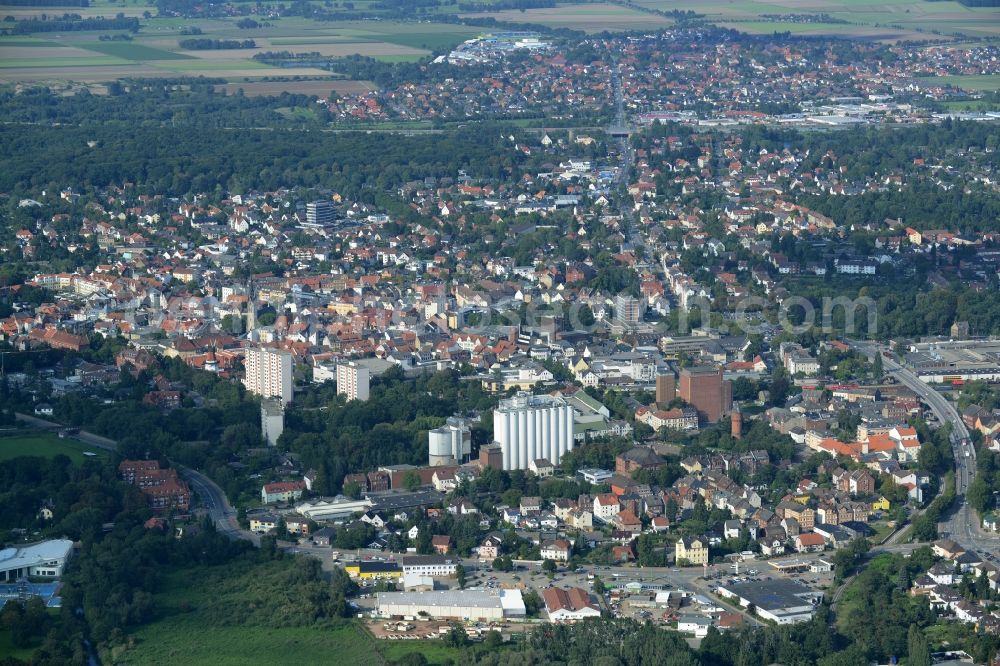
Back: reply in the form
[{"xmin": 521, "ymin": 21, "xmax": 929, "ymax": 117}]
[
  {"xmin": 493, "ymin": 392, "xmax": 574, "ymax": 470},
  {"xmin": 0, "ymin": 539, "xmax": 74, "ymax": 582},
  {"xmin": 376, "ymin": 589, "xmax": 526, "ymax": 621},
  {"xmin": 336, "ymin": 361, "xmax": 370, "ymax": 402},
  {"xmin": 244, "ymin": 346, "xmax": 293, "ymax": 405},
  {"xmin": 400, "ymin": 555, "xmax": 458, "ymax": 578}
]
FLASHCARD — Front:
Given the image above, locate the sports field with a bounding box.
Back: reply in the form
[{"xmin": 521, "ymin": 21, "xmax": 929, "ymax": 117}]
[{"xmin": 0, "ymin": 432, "xmax": 105, "ymax": 463}]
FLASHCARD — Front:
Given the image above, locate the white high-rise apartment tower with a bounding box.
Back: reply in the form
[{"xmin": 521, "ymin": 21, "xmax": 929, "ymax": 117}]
[
  {"xmin": 493, "ymin": 392, "xmax": 574, "ymax": 471},
  {"xmin": 336, "ymin": 361, "xmax": 370, "ymax": 402},
  {"xmin": 244, "ymin": 347, "xmax": 293, "ymax": 405}
]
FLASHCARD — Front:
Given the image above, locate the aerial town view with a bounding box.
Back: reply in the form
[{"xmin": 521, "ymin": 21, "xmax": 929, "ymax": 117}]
[{"xmin": 1, "ymin": 0, "xmax": 1000, "ymax": 664}]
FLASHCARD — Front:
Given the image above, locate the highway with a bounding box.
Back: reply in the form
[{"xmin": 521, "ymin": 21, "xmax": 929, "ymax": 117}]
[{"xmin": 849, "ymin": 342, "xmax": 997, "ymax": 553}]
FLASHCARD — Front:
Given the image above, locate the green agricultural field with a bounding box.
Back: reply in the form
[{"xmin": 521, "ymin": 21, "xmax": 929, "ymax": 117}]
[
  {"xmin": 0, "ymin": 432, "xmax": 105, "ymax": 463},
  {"xmin": 0, "ymin": 38, "xmax": 58, "ymax": 46},
  {"xmin": 80, "ymin": 42, "xmax": 195, "ymax": 60},
  {"xmin": 464, "ymin": 2, "xmax": 673, "ymax": 32},
  {"xmin": 372, "ymin": 53, "xmax": 427, "ymax": 63},
  {"xmin": 371, "ymin": 30, "xmax": 475, "ymax": 50},
  {"xmin": 0, "ymin": 14, "xmax": 472, "ymax": 85},
  {"xmin": 631, "ymin": 0, "xmax": 1000, "ymax": 40},
  {"xmin": 0, "ymin": 56, "xmax": 128, "ymax": 68}
]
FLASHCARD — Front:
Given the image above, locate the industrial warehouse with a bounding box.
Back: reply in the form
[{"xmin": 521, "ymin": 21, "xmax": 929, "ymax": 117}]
[
  {"xmin": 376, "ymin": 589, "xmax": 526, "ymax": 621},
  {"xmin": 716, "ymin": 579, "xmax": 823, "ymax": 624}
]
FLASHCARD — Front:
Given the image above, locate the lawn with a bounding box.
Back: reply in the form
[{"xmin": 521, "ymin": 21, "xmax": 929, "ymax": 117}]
[
  {"xmin": 939, "ymin": 99, "xmax": 1000, "ymax": 111},
  {"xmin": 124, "ymin": 624, "xmax": 376, "ymax": 666},
  {"xmin": 121, "ymin": 565, "xmax": 461, "ymax": 666},
  {"xmin": 382, "ymin": 639, "xmax": 464, "ymax": 664},
  {"xmin": 0, "ymin": 629, "xmax": 39, "ymax": 662},
  {"xmin": 0, "ymin": 433, "xmax": 105, "ymax": 464},
  {"xmin": 926, "ymin": 75, "xmax": 1000, "ymax": 92},
  {"xmin": 869, "ymin": 520, "xmax": 897, "ymax": 544}
]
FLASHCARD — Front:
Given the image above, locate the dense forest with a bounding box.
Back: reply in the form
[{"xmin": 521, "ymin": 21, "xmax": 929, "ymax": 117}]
[
  {"xmin": 744, "ymin": 120, "xmax": 1000, "ymax": 233},
  {"xmin": 0, "ymin": 119, "xmax": 527, "ymax": 200}
]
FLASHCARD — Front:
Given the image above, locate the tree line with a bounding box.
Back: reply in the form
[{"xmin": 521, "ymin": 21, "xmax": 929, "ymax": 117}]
[
  {"xmin": 6, "ymin": 14, "xmax": 138, "ymax": 34},
  {"xmin": 178, "ymin": 38, "xmax": 256, "ymax": 49},
  {"xmin": 2, "ymin": 0, "xmax": 88, "ymax": 6}
]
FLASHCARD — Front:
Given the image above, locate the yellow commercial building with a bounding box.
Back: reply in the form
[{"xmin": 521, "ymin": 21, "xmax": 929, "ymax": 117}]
[{"xmin": 344, "ymin": 561, "xmax": 402, "ymax": 580}]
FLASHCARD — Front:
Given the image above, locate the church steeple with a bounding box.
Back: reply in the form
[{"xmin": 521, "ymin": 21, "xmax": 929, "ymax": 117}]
[{"xmin": 245, "ymin": 277, "xmax": 256, "ymax": 335}]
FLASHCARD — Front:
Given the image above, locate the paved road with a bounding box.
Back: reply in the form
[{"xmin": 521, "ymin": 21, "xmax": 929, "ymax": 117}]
[
  {"xmin": 15, "ymin": 411, "xmax": 258, "ymax": 544},
  {"xmin": 15, "ymin": 412, "xmax": 116, "ymax": 451},
  {"xmin": 849, "ymin": 342, "xmax": 998, "ymax": 553},
  {"xmin": 181, "ymin": 468, "xmax": 259, "ymax": 545}
]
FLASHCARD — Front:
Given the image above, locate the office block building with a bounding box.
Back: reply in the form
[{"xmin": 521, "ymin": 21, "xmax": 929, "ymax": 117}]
[
  {"xmin": 306, "ymin": 200, "xmax": 335, "ymax": 226},
  {"xmin": 614, "ymin": 294, "xmax": 643, "ymax": 325}
]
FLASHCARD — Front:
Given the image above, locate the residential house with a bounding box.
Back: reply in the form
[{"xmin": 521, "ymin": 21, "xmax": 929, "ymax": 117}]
[
  {"xmin": 250, "ymin": 514, "xmax": 279, "ymax": 534},
  {"xmin": 541, "ymin": 539, "xmax": 572, "ymax": 562},
  {"xmin": 261, "ymin": 481, "xmax": 306, "ymax": 504},
  {"xmin": 479, "ymin": 535, "xmax": 503, "ymax": 561},
  {"xmin": 543, "ymin": 587, "xmax": 601, "ymax": 622},
  {"xmin": 432, "ymin": 535, "xmax": 452, "ymax": 555},
  {"xmin": 794, "ymin": 532, "xmax": 825, "ymax": 553},
  {"xmin": 594, "ymin": 494, "xmax": 621, "ymax": 522}
]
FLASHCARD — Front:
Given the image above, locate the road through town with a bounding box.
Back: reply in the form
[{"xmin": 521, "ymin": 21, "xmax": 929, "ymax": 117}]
[{"xmin": 849, "ymin": 342, "xmax": 998, "ymax": 553}]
